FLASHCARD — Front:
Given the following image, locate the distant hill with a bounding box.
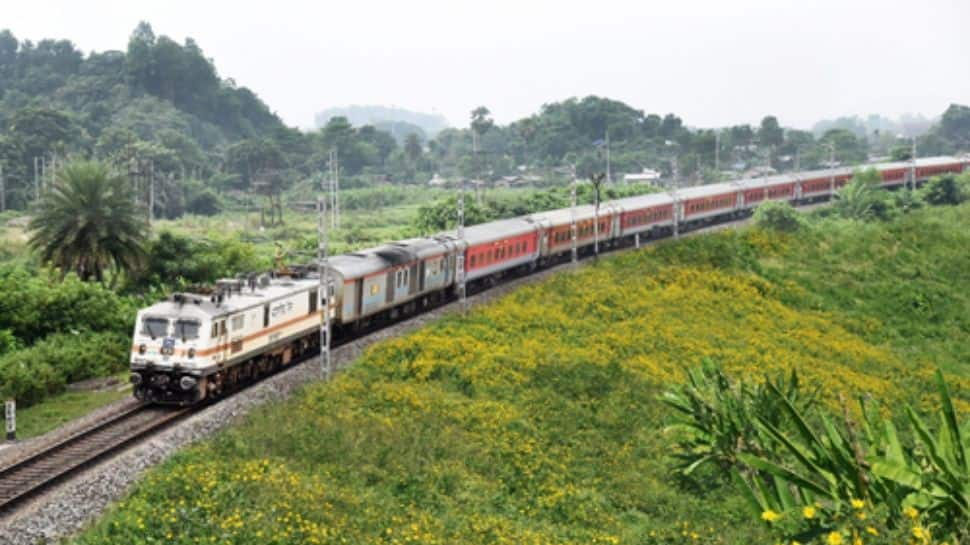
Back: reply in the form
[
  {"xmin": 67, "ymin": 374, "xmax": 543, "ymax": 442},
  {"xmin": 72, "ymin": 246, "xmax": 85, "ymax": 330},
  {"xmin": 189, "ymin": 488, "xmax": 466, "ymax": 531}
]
[
  {"xmin": 0, "ymin": 22, "xmax": 287, "ymax": 207},
  {"xmin": 314, "ymin": 105, "xmax": 448, "ymax": 137},
  {"xmin": 811, "ymin": 113, "xmax": 935, "ymax": 138}
]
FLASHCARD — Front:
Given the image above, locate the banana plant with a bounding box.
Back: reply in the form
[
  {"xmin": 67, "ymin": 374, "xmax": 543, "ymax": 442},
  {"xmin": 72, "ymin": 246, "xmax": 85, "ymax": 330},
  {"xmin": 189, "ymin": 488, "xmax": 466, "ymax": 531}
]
[
  {"xmin": 661, "ymin": 361, "xmax": 816, "ymax": 476},
  {"xmin": 734, "ymin": 369, "xmax": 967, "ymax": 536}
]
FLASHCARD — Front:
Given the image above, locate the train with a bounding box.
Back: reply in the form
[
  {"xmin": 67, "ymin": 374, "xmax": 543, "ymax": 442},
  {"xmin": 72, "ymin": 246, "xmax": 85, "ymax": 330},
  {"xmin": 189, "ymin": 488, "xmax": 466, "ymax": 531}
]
[{"xmin": 129, "ymin": 155, "xmax": 969, "ymax": 404}]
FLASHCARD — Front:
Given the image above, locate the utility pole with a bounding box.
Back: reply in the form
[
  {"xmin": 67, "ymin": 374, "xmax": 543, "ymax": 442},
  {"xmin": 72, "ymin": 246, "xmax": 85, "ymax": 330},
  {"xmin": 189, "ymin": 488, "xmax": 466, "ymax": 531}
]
[
  {"xmin": 0, "ymin": 163, "xmax": 5, "ymax": 212},
  {"xmin": 591, "ymin": 173, "xmax": 605, "ymax": 258},
  {"xmin": 714, "ymin": 131, "xmax": 720, "ymax": 173},
  {"xmin": 605, "ymin": 130, "xmax": 612, "ymax": 184},
  {"xmin": 456, "ymin": 178, "xmax": 467, "ymax": 314},
  {"xmin": 317, "ymin": 187, "xmax": 332, "ymax": 382},
  {"xmin": 910, "ymin": 137, "xmax": 917, "ymax": 190},
  {"xmin": 472, "ymin": 130, "xmax": 483, "ymax": 204},
  {"xmin": 33, "ymin": 157, "xmax": 39, "ymax": 201},
  {"xmin": 49, "ymin": 153, "xmax": 56, "ymax": 194},
  {"xmin": 329, "ymin": 148, "xmax": 340, "ymax": 229},
  {"xmin": 570, "ymin": 165, "xmax": 578, "ymax": 265},
  {"xmin": 148, "ymin": 161, "xmax": 155, "ymax": 226},
  {"xmin": 828, "ymin": 143, "xmax": 836, "ymax": 194}
]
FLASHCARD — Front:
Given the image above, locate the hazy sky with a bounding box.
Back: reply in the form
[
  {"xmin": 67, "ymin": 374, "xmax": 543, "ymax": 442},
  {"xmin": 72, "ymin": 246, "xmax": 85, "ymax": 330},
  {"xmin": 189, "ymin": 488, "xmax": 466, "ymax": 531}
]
[{"xmin": 6, "ymin": 0, "xmax": 970, "ymax": 130}]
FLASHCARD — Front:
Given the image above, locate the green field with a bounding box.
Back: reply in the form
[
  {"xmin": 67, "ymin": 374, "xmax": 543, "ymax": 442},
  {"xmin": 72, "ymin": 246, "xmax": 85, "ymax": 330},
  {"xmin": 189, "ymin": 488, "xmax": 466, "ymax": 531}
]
[{"xmin": 72, "ymin": 203, "xmax": 969, "ymax": 544}]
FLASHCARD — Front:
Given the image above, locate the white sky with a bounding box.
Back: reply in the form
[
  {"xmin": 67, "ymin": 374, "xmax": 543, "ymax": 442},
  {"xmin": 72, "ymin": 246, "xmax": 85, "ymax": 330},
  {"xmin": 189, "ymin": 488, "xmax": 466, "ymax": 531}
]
[{"xmin": 6, "ymin": 0, "xmax": 970, "ymax": 130}]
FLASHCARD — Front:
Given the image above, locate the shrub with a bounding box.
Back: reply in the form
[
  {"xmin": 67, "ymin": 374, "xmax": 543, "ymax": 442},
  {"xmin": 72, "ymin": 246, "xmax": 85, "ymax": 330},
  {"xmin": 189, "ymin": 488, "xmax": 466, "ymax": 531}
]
[
  {"xmin": 921, "ymin": 174, "xmax": 966, "ymax": 206},
  {"xmin": 753, "ymin": 201, "xmax": 805, "ymax": 232},
  {"xmin": 0, "ymin": 331, "xmax": 129, "ymax": 406},
  {"xmin": 0, "ymin": 265, "xmax": 139, "ymax": 343}
]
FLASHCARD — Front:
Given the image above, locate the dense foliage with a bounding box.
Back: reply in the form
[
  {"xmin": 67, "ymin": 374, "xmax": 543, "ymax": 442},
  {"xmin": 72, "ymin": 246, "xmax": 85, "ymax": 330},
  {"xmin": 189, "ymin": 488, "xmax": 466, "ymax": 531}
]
[
  {"xmin": 74, "ymin": 202, "xmax": 970, "ymax": 545},
  {"xmin": 0, "ymin": 265, "xmax": 137, "ymax": 405}
]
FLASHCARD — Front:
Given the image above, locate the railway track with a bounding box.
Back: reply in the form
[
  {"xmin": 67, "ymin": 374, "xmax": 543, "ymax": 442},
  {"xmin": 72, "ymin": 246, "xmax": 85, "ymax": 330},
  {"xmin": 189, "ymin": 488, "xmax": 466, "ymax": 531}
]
[
  {"xmin": 0, "ymin": 198, "xmax": 832, "ymax": 520},
  {"xmin": 0, "ymin": 403, "xmax": 189, "ymax": 512}
]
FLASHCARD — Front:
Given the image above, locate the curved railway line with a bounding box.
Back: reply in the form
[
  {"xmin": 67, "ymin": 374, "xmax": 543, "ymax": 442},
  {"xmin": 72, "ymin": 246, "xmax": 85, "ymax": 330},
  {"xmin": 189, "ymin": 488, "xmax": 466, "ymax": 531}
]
[
  {"xmin": 0, "ymin": 209, "xmax": 756, "ymax": 515},
  {"xmin": 0, "ymin": 170, "xmax": 948, "ymax": 519}
]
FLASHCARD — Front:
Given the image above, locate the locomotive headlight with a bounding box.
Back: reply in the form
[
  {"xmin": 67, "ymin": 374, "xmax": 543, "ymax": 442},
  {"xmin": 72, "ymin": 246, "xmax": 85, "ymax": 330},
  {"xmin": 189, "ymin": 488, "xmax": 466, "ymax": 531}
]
[
  {"xmin": 188, "ymin": 348, "xmax": 196, "ymax": 359},
  {"xmin": 130, "ymin": 372, "xmax": 143, "ymax": 385},
  {"xmin": 179, "ymin": 376, "xmax": 198, "ymax": 391},
  {"xmin": 139, "ymin": 344, "xmax": 147, "ymax": 355}
]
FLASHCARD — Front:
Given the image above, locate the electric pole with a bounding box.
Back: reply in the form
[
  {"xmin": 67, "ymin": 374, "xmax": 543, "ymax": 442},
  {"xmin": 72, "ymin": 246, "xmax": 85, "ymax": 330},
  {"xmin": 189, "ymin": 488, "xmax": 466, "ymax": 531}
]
[
  {"xmin": 591, "ymin": 173, "xmax": 605, "ymax": 258},
  {"xmin": 317, "ymin": 185, "xmax": 332, "ymax": 381},
  {"xmin": 828, "ymin": 143, "xmax": 836, "ymax": 194},
  {"xmin": 33, "ymin": 157, "xmax": 39, "ymax": 201},
  {"xmin": 457, "ymin": 177, "xmax": 467, "ymax": 314},
  {"xmin": 605, "ymin": 130, "xmax": 612, "ymax": 184},
  {"xmin": 570, "ymin": 165, "xmax": 578, "ymax": 265},
  {"xmin": 329, "ymin": 148, "xmax": 340, "ymax": 229},
  {"xmin": 148, "ymin": 161, "xmax": 155, "ymax": 226},
  {"xmin": 714, "ymin": 131, "xmax": 720, "ymax": 173},
  {"xmin": 0, "ymin": 163, "xmax": 5, "ymax": 212},
  {"xmin": 910, "ymin": 137, "xmax": 917, "ymax": 190}
]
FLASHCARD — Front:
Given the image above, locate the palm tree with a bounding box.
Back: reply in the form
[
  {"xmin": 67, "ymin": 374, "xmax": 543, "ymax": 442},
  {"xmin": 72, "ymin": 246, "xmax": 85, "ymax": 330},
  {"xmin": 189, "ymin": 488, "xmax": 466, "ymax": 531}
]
[{"xmin": 29, "ymin": 160, "xmax": 148, "ymax": 283}]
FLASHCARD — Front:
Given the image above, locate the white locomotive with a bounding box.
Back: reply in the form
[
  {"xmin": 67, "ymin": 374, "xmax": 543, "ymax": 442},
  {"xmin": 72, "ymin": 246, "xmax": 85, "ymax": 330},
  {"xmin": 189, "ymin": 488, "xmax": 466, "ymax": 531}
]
[{"xmin": 131, "ymin": 156, "xmax": 969, "ymax": 404}]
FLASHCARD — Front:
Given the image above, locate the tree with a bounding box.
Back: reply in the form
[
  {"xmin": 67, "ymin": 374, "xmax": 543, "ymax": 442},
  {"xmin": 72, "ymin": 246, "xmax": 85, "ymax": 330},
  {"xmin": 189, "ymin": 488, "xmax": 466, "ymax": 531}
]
[
  {"xmin": 758, "ymin": 116, "xmax": 783, "ymax": 149},
  {"xmin": 834, "ymin": 168, "xmax": 892, "ymax": 221},
  {"xmin": 753, "ymin": 201, "xmax": 804, "ymax": 232},
  {"xmin": 28, "ymin": 161, "xmax": 148, "ymax": 283},
  {"xmin": 470, "ymin": 106, "xmax": 494, "ymax": 136},
  {"xmin": 939, "ymin": 103, "xmax": 970, "ymax": 147},
  {"xmin": 404, "ymin": 133, "xmax": 423, "ymax": 164}
]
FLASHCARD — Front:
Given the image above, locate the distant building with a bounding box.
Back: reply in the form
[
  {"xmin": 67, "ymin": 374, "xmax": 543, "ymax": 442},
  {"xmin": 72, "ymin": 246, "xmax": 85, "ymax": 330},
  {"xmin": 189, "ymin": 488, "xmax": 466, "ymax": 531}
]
[
  {"xmin": 427, "ymin": 173, "xmax": 449, "ymax": 187},
  {"xmin": 744, "ymin": 166, "xmax": 778, "ymax": 177},
  {"xmin": 623, "ymin": 169, "xmax": 662, "ymax": 184}
]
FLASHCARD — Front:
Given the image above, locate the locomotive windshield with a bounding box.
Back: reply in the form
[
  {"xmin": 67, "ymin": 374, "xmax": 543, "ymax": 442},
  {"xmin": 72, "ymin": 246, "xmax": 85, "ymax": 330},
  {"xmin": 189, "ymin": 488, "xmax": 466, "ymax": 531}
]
[
  {"xmin": 174, "ymin": 320, "xmax": 201, "ymax": 341},
  {"xmin": 141, "ymin": 317, "xmax": 169, "ymax": 338}
]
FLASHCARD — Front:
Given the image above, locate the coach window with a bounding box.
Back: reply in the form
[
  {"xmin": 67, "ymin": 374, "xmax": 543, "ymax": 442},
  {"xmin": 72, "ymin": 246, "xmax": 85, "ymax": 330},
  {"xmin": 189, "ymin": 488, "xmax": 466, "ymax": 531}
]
[
  {"xmin": 210, "ymin": 322, "xmax": 218, "ymax": 338},
  {"xmin": 370, "ymin": 283, "xmax": 380, "ymax": 296},
  {"xmin": 231, "ymin": 314, "xmax": 245, "ymax": 331}
]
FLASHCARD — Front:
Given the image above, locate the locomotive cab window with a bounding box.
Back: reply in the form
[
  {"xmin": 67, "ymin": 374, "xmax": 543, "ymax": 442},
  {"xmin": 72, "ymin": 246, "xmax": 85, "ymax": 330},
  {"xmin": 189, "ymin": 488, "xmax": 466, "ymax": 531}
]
[
  {"xmin": 174, "ymin": 320, "xmax": 200, "ymax": 341},
  {"xmin": 141, "ymin": 317, "xmax": 169, "ymax": 339}
]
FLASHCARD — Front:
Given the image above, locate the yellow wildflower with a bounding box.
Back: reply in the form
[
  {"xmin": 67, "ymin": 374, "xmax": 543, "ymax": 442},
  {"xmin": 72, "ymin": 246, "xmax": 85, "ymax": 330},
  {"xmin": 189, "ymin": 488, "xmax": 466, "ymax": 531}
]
[
  {"xmin": 864, "ymin": 527, "xmax": 878, "ymax": 536},
  {"xmin": 850, "ymin": 498, "xmax": 865, "ymax": 509},
  {"xmin": 761, "ymin": 509, "xmax": 781, "ymax": 522},
  {"xmin": 912, "ymin": 526, "xmax": 930, "ymax": 543},
  {"xmin": 826, "ymin": 531, "xmax": 843, "ymax": 545},
  {"xmin": 802, "ymin": 505, "xmax": 816, "ymax": 519},
  {"xmin": 904, "ymin": 505, "xmax": 919, "ymax": 520}
]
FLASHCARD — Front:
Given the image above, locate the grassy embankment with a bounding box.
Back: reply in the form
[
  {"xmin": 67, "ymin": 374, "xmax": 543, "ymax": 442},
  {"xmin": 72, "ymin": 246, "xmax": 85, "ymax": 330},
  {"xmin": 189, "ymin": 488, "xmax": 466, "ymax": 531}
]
[{"xmin": 72, "ymin": 202, "xmax": 969, "ymax": 544}]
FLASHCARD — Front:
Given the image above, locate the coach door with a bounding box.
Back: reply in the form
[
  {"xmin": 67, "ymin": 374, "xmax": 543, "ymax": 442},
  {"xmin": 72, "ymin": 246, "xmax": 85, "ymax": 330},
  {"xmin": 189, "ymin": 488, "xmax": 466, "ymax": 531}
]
[{"xmin": 215, "ymin": 318, "xmax": 229, "ymax": 364}]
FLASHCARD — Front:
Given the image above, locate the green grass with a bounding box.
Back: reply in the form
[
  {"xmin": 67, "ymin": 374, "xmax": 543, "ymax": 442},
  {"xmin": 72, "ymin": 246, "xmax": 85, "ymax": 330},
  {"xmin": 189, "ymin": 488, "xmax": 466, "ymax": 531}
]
[
  {"xmin": 72, "ymin": 203, "xmax": 970, "ymax": 544},
  {"xmin": 2, "ymin": 377, "xmax": 130, "ymax": 440}
]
